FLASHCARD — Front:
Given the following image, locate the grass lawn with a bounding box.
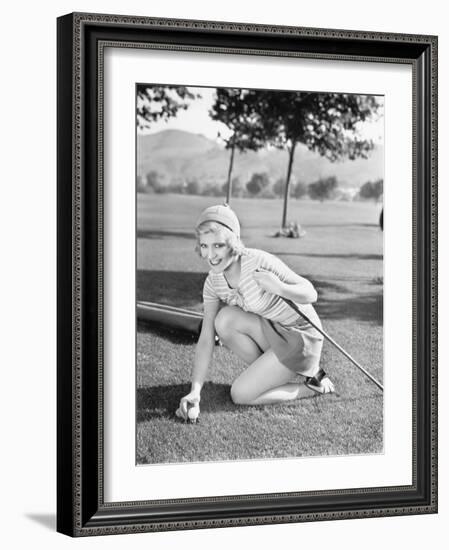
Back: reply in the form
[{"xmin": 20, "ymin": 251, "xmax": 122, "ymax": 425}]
[{"xmin": 136, "ymin": 194, "xmax": 383, "ymax": 464}]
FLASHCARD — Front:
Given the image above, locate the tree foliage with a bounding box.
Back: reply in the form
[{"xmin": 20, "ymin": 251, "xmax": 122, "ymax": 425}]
[
  {"xmin": 210, "ymin": 88, "xmax": 269, "ymax": 202},
  {"xmin": 246, "ymin": 172, "xmax": 271, "ymax": 196},
  {"xmin": 244, "ymin": 91, "xmax": 380, "ymax": 160},
  {"xmin": 211, "ymin": 88, "xmax": 381, "ymax": 225},
  {"xmin": 222, "ymin": 177, "xmax": 245, "ymax": 197},
  {"xmin": 210, "ymin": 88, "xmax": 267, "ymax": 153},
  {"xmin": 136, "ymin": 85, "xmax": 199, "ymax": 130},
  {"xmin": 186, "ymin": 180, "xmax": 200, "ymax": 195},
  {"xmin": 359, "ymin": 179, "xmax": 383, "ymax": 201},
  {"xmin": 308, "ymin": 176, "xmax": 338, "ymax": 201},
  {"xmin": 248, "ymin": 90, "xmax": 380, "ymax": 224},
  {"xmin": 292, "ymin": 181, "xmax": 308, "ymax": 199},
  {"xmin": 273, "ymin": 178, "xmax": 286, "ymax": 197},
  {"xmin": 144, "ymin": 170, "xmax": 167, "ymax": 193}
]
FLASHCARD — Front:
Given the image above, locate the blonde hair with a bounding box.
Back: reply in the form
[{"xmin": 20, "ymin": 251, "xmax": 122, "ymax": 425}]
[{"xmin": 194, "ymin": 221, "xmax": 245, "ymax": 258}]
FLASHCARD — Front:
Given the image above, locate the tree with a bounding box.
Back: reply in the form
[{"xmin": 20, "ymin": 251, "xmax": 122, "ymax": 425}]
[
  {"xmin": 246, "ymin": 173, "xmax": 271, "ymax": 196},
  {"xmin": 238, "ymin": 90, "xmax": 381, "ymax": 227},
  {"xmin": 273, "ymin": 178, "xmax": 286, "ymax": 197},
  {"xmin": 186, "ymin": 180, "xmax": 200, "ymax": 195},
  {"xmin": 136, "ymin": 85, "xmax": 199, "ymax": 130},
  {"xmin": 292, "ymin": 181, "xmax": 308, "ymax": 199},
  {"xmin": 308, "ymin": 176, "xmax": 338, "ymax": 201},
  {"xmin": 167, "ymin": 178, "xmax": 186, "ymax": 194},
  {"xmin": 136, "ymin": 175, "xmax": 149, "ymax": 194},
  {"xmin": 144, "ymin": 170, "xmax": 167, "ymax": 193},
  {"xmin": 210, "ymin": 88, "xmax": 268, "ymax": 202},
  {"xmin": 202, "ymin": 182, "xmax": 222, "ymax": 197},
  {"xmin": 221, "ymin": 176, "xmax": 245, "ymax": 198},
  {"xmin": 359, "ymin": 179, "xmax": 383, "ymax": 201}
]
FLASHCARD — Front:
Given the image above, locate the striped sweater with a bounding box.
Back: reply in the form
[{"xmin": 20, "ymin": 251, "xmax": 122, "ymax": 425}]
[{"xmin": 202, "ymin": 248, "xmax": 321, "ymax": 329}]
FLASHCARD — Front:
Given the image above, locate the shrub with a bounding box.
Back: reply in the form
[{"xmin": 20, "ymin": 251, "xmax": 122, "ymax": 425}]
[
  {"xmin": 359, "ymin": 179, "xmax": 383, "ymax": 201},
  {"xmin": 201, "ymin": 183, "xmax": 223, "ymax": 197},
  {"xmin": 246, "ymin": 172, "xmax": 271, "ymax": 196},
  {"xmin": 186, "ymin": 180, "xmax": 200, "ymax": 195},
  {"xmin": 145, "ymin": 170, "xmax": 167, "ymax": 193},
  {"xmin": 292, "ymin": 181, "xmax": 308, "ymax": 199},
  {"xmin": 272, "ymin": 178, "xmax": 285, "ymax": 198},
  {"xmin": 222, "ymin": 177, "xmax": 245, "ymax": 198},
  {"xmin": 308, "ymin": 176, "xmax": 338, "ymax": 201}
]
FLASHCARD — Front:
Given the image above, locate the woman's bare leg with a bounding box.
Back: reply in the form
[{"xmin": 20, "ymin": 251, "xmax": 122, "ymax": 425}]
[
  {"xmin": 230, "ymin": 349, "xmax": 317, "ymax": 405},
  {"xmin": 214, "ymin": 306, "xmax": 270, "ymax": 364},
  {"xmin": 214, "ymin": 306, "xmax": 316, "ymax": 405}
]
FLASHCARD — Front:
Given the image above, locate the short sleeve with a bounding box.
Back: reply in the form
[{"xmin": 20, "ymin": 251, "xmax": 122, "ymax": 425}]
[
  {"xmin": 203, "ymin": 274, "xmax": 220, "ymax": 305},
  {"xmin": 257, "ymin": 250, "xmax": 300, "ymax": 284}
]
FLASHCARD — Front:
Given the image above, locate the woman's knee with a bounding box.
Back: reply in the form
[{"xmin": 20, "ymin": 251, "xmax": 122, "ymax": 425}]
[
  {"xmin": 214, "ymin": 306, "xmax": 240, "ymax": 339},
  {"xmin": 230, "ymin": 379, "xmax": 254, "ymax": 405}
]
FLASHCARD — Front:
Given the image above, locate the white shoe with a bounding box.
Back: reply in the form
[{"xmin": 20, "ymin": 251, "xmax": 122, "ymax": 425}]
[{"xmin": 304, "ymin": 369, "xmax": 335, "ymax": 394}]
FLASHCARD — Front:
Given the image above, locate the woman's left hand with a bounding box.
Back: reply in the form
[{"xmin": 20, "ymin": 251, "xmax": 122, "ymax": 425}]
[{"xmin": 254, "ymin": 269, "xmax": 283, "ymax": 295}]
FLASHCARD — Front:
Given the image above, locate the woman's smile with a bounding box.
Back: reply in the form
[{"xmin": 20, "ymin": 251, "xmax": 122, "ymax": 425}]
[
  {"xmin": 209, "ymin": 258, "xmax": 222, "ymax": 266},
  {"xmin": 199, "ymin": 233, "xmax": 234, "ymax": 272}
]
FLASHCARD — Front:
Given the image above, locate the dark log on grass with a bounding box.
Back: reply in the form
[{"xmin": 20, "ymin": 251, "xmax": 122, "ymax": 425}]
[{"xmin": 137, "ymin": 301, "xmax": 203, "ymax": 335}]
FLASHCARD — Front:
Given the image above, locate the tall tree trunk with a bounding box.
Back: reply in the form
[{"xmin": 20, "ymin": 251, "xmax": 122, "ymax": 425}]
[
  {"xmin": 225, "ymin": 137, "xmax": 236, "ymax": 204},
  {"xmin": 281, "ymin": 141, "xmax": 296, "ymax": 228}
]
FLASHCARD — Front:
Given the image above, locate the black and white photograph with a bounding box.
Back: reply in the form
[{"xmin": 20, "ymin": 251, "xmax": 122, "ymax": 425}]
[
  {"xmin": 1, "ymin": 0, "xmax": 444, "ymax": 545},
  {"xmin": 136, "ymin": 84, "xmax": 385, "ymax": 465}
]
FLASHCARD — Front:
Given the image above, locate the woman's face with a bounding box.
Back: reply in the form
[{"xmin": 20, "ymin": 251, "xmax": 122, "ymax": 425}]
[{"xmin": 199, "ymin": 231, "xmax": 235, "ymax": 273}]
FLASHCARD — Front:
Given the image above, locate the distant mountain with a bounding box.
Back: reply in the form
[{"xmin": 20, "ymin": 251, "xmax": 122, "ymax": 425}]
[{"xmin": 137, "ymin": 129, "xmax": 384, "ymax": 189}]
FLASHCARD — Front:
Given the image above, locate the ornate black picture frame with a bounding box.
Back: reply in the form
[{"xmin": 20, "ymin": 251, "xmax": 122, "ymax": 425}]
[{"xmin": 57, "ymin": 12, "xmax": 437, "ymax": 537}]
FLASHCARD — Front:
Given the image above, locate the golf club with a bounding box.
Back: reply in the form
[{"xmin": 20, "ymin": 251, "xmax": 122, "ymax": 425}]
[{"xmin": 281, "ymin": 296, "xmax": 384, "ymax": 392}]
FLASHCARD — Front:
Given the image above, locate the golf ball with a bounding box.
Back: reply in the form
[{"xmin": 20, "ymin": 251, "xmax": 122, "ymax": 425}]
[{"xmin": 188, "ymin": 405, "xmax": 200, "ymax": 422}]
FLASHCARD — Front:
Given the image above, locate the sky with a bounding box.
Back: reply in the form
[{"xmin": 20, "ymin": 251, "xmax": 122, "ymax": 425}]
[
  {"xmin": 139, "ymin": 87, "xmax": 233, "ymax": 141},
  {"xmin": 138, "ymin": 86, "xmax": 384, "ymax": 144}
]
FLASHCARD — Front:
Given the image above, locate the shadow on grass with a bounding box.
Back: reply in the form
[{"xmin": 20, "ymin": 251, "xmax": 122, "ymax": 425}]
[
  {"xmin": 312, "ymin": 279, "xmax": 351, "ymax": 295},
  {"xmin": 137, "ymin": 229, "xmax": 195, "ymax": 240},
  {"xmin": 276, "ymin": 252, "xmax": 383, "ymax": 261},
  {"xmin": 137, "ymin": 269, "xmax": 205, "ymax": 307},
  {"xmin": 302, "ymin": 222, "xmax": 380, "ymax": 229},
  {"xmin": 137, "ymin": 269, "xmax": 352, "ymax": 307},
  {"xmin": 316, "ymin": 292, "xmax": 383, "ymax": 325},
  {"xmin": 137, "ymin": 381, "xmax": 232, "ymax": 422},
  {"xmin": 136, "ymin": 270, "xmax": 382, "ymax": 325},
  {"xmin": 137, "ymin": 320, "xmax": 199, "ymax": 344}
]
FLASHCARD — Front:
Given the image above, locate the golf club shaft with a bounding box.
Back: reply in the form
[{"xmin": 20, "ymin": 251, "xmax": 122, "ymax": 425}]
[{"xmin": 281, "ymin": 297, "xmax": 384, "ymax": 392}]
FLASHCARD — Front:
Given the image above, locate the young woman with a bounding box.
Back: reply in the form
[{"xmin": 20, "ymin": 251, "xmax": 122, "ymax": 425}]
[{"xmin": 177, "ymin": 204, "xmax": 334, "ymax": 421}]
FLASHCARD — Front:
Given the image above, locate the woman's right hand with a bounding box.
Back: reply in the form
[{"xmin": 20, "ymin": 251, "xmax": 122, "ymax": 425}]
[
  {"xmin": 176, "ymin": 390, "xmax": 201, "ymax": 422},
  {"xmin": 175, "ymin": 301, "xmax": 218, "ymax": 423}
]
